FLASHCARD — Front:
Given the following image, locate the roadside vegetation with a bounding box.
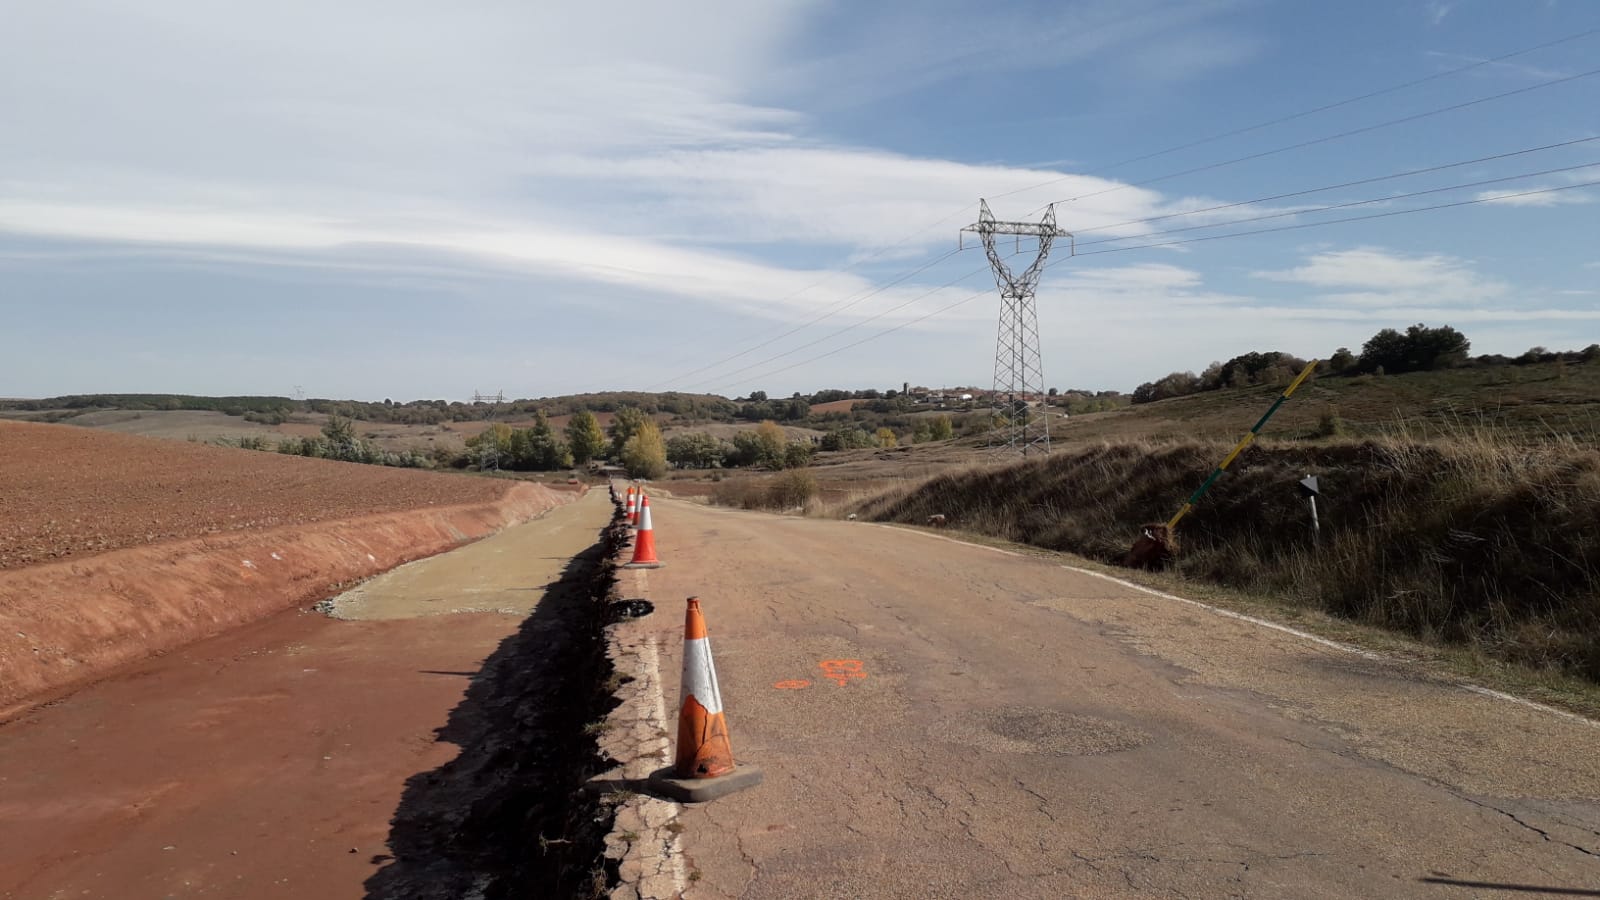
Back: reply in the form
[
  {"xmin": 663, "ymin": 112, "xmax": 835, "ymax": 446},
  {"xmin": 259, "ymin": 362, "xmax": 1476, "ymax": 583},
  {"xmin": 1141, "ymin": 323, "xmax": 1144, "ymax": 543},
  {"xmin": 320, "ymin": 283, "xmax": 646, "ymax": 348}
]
[
  {"xmin": 710, "ymin": 469, "xmax": 819, "ymax": 511},
  {"xmin": 854, "ymin": 429, "xmax": 1600, "ymax": 684}
]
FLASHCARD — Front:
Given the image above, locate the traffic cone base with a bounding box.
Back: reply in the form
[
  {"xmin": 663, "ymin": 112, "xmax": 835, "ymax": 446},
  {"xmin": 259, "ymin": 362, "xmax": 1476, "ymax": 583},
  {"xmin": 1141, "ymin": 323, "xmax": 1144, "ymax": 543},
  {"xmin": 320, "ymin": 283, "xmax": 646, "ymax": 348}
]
[
  {"xmin": 650, "ymin": 597, "xmax": 761, "ymax": 802},
  {"xmin": 649, "ymin": 761, "xmax": 764, "ymax": 803}
]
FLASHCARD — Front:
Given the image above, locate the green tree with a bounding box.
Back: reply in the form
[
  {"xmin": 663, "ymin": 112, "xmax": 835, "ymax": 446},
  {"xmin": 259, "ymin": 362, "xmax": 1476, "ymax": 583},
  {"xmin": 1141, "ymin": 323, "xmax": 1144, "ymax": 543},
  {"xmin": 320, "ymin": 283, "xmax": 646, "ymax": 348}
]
[
  {"xmin": 928, "ymin": 414, "xmax": 954, "ymax": 441},
  {"xmin": 321, "ymin": 414, "xmax": 356, "ymax": 445},
  {"xmin": 820, "ymin": 427, "xmax": 874, "ymax": 451},
  {"xmin": 565, "ymin": 410, "xmax": 606, "ymax": 465},
  {"xmin": 465, "ymin": 422, "xmax": 514, "ymax": 469},
  {"xmin": 782, "ymin": 442, "xmax": 814, "ymax": 469},
  {"xmin": 666, "ymin": 432, "xmax": 725, "ymax": 469},
  {"xmin": 508, "ymin": 428, "xmax": 533, "ymax": 467},
  {"xmin": 1406, "ymin": 323, "xmax": 1471, "ymax": 370},
  {"xmin": 1328, "ymin": 347, "xmax": 1357, "ymax": 374},
  {"xmin": 725, "ymin": 431, "xmax": 762, "ymax": 467},
  {"xmin": 1359, "ymin": 323, "xmax": 1470, "ymax": 374},
  {"xmin": 1132, "ymin": 371, "xmax": 1201, "ymax": 404},
  {"xmin": 523, "ymin": 412, "xmax": 573, "ymax": 470},
  {"xmin": 621, "ymin": 421, "xmax": 668, "ymax": 479},
  {"xmin": 779, "ymin": 397, "xmax": 810, "ymax": 421},
  {"xmin": 875, "ymin": 427, "xmax": 898, "ymax": 448},
  {"xmin": 608, "ymin": 407, "xmax": 649, "ymax": 457}
]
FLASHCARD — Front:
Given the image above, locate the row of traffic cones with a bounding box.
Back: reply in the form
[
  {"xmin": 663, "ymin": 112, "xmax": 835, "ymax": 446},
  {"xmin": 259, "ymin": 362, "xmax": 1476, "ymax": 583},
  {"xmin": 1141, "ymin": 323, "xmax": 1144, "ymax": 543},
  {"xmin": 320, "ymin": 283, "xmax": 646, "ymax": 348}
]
[{"xmin": 607, "ymin": 481, "xmax": 761, "ymax": 801}]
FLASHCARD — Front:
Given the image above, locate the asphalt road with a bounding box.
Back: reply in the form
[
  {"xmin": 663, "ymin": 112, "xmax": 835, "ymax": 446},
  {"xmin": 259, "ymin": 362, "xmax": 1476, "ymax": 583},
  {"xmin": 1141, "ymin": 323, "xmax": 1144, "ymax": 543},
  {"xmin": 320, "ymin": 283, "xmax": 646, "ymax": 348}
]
[{"xmin": 620, "ymin": 496, "xmax": 1600, "ymax": 899}]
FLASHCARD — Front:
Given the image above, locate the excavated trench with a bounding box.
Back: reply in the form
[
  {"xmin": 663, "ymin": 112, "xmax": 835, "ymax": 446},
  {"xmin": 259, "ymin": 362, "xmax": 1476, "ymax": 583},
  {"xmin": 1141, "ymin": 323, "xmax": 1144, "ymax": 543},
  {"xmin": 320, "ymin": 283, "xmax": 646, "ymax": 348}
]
[{"xmin": 364, "ymin": 516, "xmax": 629, "ymax": 900}]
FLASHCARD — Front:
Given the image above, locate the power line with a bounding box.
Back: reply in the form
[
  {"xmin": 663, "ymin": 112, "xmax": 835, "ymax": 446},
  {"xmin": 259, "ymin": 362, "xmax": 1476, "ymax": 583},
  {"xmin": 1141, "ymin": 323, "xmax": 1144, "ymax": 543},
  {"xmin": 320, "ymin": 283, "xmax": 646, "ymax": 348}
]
[
  {"xmin": 1070, "ymin": 135, "xmax": 1600, "ymax": 237},
  {"xmin": 718, "ymin": 287, "xmax": 993, "ymax": 392},
  {"xmin": 680, "ymin": 256, "xmax": 1006, "ymax": 392},
  {"xmin": 637, "ymin": 29, "xmax": 1600, "ymax": 396},
  {"xmin": 634, "ymin": 208, "xmax": 975, "ymax": 380},
  {"xmin": 710, "ymin": 180, "xmax": 1597, "ymax": 389},
  {"xmin": 645, "ymin": 245, "xmax": 967, "ymax": 390},
  {"xmin": 993, "ymin": 25, "xmax": 1600, "ymax": 201},
  {"xmin": 639, "ymin": 29, "xmax": 1600, "ymax": 395},
  {"xmin": 1073, "ymin": 160, "xmax": 1600, "ymax": 248},
  {"xmin": 1076, "ymin": 178, "xmax": 1600, "ymax": 255},
  {"xmin": 1033, "ymin": 63, "xmax": 1600, "ymax": 211},
  {"xmin": 681, "ymin": 150, "xmax": 1600, "ymax": 396}
]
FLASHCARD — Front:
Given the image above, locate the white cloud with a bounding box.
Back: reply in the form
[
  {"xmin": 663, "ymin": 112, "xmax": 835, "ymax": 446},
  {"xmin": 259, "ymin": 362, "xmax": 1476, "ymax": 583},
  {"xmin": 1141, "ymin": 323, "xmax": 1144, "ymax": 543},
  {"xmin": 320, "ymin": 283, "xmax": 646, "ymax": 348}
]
[
  {"xmin": 0, "ymin": 1, "xmax": 1586, "ymax": 399},
  {"xmin": 0, "ymin": 0, "xmax": 1239, "ymax": 330},
  {"xmin": 1475, "ymin": 188, "xmax": 1596, "ymax": 207},
  {"xmin": 1021, "ymin": 256, "xmax": 1600, "ymax": 390},
  {"xmin": 1252, "ymin": 247, "xmax": 1509, "ymax": 307},
  {"xmin": 1424, "ymin": 51, "xmax": 1570, "ymax": 80}
]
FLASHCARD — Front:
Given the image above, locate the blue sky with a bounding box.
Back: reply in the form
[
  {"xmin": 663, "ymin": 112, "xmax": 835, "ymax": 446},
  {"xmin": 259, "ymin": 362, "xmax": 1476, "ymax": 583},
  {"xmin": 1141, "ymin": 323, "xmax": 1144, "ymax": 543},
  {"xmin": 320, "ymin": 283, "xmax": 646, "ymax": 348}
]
[{"xmin": 2, "ymin": 0, "xmax": 1596, "ymax": 401}]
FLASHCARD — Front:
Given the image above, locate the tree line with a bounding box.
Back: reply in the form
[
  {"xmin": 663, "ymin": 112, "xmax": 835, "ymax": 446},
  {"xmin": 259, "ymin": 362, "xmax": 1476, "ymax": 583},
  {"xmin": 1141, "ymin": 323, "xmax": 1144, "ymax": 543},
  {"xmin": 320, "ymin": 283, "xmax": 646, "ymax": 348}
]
[{"xmin": 1132, "ymin": 324, "xmax": 1600, "ymax": 405}]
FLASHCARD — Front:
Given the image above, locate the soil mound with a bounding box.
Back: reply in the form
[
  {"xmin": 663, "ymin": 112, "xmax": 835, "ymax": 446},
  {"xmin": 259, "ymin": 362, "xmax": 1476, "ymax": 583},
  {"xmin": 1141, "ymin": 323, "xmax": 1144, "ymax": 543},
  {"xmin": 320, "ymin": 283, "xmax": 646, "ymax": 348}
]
[{"xmin": 0, "ymin": 421, "xmax": 578, "ymax": 712}]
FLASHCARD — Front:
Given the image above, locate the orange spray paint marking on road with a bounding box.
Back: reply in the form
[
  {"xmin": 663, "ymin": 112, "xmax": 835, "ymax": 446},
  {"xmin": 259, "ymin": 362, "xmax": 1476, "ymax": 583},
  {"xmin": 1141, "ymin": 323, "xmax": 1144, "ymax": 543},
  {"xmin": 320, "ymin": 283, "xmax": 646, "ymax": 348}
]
[
  {"xmin": 773, "ymin": 679, "xmax": 812, "ymax": 690},
  {"xmin": 819, "ymin": 659, "xmax": 866, "ymax": 686}
]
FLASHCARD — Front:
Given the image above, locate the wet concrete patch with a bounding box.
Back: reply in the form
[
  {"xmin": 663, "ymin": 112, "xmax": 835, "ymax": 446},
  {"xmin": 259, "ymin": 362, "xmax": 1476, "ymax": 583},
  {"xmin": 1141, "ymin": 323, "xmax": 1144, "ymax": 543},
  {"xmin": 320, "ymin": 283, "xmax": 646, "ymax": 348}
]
[{"xmin": 935, "ymin": 706, "xmax": 1151, "ymax": 756}]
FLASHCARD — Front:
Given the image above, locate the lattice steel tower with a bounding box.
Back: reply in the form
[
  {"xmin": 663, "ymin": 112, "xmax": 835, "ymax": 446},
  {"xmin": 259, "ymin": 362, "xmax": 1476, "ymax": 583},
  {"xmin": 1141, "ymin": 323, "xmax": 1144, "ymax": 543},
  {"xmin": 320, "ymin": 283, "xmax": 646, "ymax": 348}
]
[{"xmin": 961, "ymin": 199, "xmax": 1071, "ymax": 456}]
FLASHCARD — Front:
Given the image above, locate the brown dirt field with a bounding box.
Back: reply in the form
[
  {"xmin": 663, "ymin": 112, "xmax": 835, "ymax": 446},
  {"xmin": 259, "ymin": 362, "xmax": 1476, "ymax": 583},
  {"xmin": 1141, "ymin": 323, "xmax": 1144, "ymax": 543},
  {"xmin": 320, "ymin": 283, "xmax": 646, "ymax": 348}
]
[
  {"xmin": 808, "ymin": 398, "xmax": 860, "ymax": 414},
  {"xmin": 0, "ymin": 420, "xmax": 511, "ymax": 570},
  {"xmin": 0, "ymin": 421, "xmax": 582, "ymax": 709}
]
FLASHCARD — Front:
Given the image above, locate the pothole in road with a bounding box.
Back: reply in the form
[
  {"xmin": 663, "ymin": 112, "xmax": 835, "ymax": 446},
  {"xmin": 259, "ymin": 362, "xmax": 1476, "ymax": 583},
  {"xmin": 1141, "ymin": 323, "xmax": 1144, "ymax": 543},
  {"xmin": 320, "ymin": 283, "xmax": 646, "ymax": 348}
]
[{"xmin": 937, "ymin": 706, "xmax": 1150, "ymax": 756}]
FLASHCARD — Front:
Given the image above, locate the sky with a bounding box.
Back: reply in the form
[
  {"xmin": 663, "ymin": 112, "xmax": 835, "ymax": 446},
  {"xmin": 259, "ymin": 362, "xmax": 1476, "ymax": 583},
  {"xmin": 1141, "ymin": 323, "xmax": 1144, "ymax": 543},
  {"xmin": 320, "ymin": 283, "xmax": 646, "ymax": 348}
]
[{"xmin": 1, "ymin": 0, "xmax": 1597, "ymax": 401}]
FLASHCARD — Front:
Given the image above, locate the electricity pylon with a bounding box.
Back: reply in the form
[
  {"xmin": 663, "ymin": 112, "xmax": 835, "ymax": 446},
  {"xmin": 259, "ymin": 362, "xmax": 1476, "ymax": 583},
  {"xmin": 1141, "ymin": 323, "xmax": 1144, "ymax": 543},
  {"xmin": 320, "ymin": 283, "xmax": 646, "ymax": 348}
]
[{"xmin": 961, "ymin": 199, "xmax": 1071, "ymax": 456}]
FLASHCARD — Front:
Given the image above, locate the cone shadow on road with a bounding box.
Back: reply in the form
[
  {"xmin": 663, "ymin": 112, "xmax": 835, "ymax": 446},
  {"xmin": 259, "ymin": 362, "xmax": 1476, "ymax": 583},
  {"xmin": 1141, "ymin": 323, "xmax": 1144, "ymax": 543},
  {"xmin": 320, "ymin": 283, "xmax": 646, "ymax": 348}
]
[
  {"xmin": 363, "ymin": 520, "xmax": 625, "ymax": 900},
  {"xmin": 1419, "ymin": 877, "xmax": 1600, "ymax": 896}
]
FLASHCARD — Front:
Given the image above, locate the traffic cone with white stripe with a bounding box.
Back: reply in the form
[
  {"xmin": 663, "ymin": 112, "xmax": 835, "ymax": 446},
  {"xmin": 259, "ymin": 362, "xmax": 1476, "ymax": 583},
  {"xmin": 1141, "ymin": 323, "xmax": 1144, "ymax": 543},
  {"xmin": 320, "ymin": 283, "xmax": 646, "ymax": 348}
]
[
  {"xmin": 650, "ymin": 597, "xmax": 763, "ymax": 802},
  {"xmin": 625, "ymin": 486, "xmax": 637, "ymax": 526},
  {"xmin": 622, "ymin": 495, "xmax": 663, "ymax": 569}
]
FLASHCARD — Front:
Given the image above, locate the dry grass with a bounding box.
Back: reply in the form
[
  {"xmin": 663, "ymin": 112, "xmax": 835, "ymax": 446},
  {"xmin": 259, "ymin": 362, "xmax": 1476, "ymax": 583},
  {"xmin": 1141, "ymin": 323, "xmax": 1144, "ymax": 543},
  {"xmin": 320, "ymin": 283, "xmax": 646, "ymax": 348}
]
[
  {"xmin": 709, "ymin": 470, "xmax": 819, "ymax": 511},
  {"xmin": 1056, "ymin": 360, "xmax": 1600, "ymax": 445},
  {"xmin": 854, "ymin": 433, "xmax": 1600, "ymax": 681}
]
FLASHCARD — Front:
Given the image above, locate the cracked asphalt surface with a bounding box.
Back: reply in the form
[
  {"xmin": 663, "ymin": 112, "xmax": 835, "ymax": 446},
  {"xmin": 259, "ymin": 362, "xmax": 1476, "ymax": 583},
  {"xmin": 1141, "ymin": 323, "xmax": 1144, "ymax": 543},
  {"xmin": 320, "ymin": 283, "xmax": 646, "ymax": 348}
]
[{"xmin": 628, "ymin": 498, "xmax": 1600, "ymax": 899}]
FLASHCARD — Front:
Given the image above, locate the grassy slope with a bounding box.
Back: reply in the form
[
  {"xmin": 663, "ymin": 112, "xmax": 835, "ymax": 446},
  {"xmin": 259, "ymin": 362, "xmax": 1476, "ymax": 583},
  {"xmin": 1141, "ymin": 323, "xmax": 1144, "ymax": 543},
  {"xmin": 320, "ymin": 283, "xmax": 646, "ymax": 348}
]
[
  {"xmin": 835, "ymin": 360, "xmax": 1600, "ymax": 695},
  {"xmin": 1055, "ymin": 361, "xmax": 1600, "ymax": 444},
  {"xmin": 856, "ymin": 437, "xmax": 1600, "ymax": 682}
]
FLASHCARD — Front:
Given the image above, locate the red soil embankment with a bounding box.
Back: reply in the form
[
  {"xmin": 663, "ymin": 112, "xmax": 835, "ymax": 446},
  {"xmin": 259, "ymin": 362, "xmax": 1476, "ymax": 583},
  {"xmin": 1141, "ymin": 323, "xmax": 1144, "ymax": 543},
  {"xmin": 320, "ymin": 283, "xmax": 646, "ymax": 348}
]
[{"xmin": 0, "ymin": 421, "xmax": 579, "ymax": 713}]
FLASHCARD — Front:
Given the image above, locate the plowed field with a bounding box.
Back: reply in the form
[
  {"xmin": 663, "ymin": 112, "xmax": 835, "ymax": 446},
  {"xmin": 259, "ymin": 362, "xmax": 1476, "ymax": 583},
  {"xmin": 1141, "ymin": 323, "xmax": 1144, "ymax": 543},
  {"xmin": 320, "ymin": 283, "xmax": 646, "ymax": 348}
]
[{"xmin": 0, "ymin": 421, "xmax": 510, "ymax": 569}]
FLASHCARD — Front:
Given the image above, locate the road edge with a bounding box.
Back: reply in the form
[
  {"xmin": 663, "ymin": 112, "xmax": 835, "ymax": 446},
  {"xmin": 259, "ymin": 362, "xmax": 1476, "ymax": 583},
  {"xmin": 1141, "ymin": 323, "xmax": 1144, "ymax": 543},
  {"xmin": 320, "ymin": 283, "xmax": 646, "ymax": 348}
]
[
  {"xmin": 870, "ymin": 520, "xmax": 1600, "ymax": 730},
  {"xmin": 592, "ymin": 486, "xmax": 692, "ymax": 900}
]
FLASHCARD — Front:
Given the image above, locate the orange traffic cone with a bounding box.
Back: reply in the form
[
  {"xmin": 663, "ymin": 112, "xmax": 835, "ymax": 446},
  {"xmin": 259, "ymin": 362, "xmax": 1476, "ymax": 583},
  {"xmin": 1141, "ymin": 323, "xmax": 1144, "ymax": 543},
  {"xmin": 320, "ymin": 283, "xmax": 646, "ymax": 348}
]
[
  {"xmin": 625, "ymin": 486, "xmax": 637, "ymax": 526},
  {"xmin": 650, "ymin": 597, "xmax": 763, "ymax": 802},
  {"xmin": 623, "ymin": 495, "xmax": 663, "ymax": 568}
]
